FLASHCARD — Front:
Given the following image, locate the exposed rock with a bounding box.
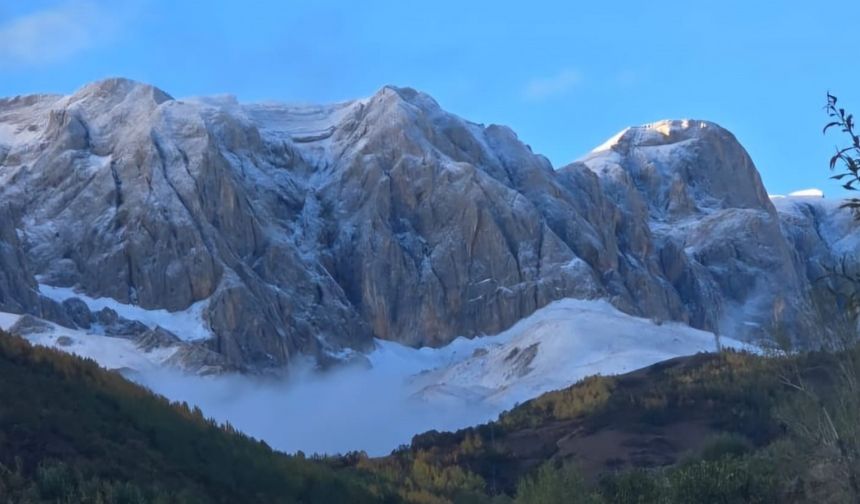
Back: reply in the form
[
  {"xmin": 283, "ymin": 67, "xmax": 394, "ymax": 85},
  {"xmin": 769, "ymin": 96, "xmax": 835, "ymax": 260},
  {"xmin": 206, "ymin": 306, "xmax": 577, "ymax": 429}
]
[
  {"xmin": 55, "ymin": 335, "xmax": 74, "ymax": 346},
  {"xmin": 62, "ymin": 297, "xmax": 92, "ymax": 329},
  {"xmin": 315, "ymin": 351, "xmax": 373, "ymax": 371},
  {"xmin": 471, "ymin": 348, "xmax": 489, "ymax": 358},
  {"xmin": 166, "ymin": 344, "xmax": 238, "ymax": 375},
  {"xmin": 104, "ymin": 318, "xmax": 150, "ymax": 339},
  {"xmin": 136, "ymin": 326, "xmax": 182, "ymax": 352},
  {"xmin": 9, "ymin": 315, "xmax": 54, "ymax": 336},
  {"xmin": 507, "ymin": 342, "xmax": 539, "ymax": 379},
  {"xmin": 576, "ymin": 120, "xmax": 860, "ymax": 347},
  {"xmin": 137, "ymin": 327, "xmax": 182, "ymax": 352},
  {"xmin": 94, "ymin": 307, "xmax": 149, "ymax": 338},
  {"xmin": 96, "ymin": 308, "xmax": 119, "ymax": 327},
  {"xmin": 0, "ymin": 207, "xmax": 39, "ymax": 315},
  {"xmin": 38, "ymin": 296, "xmax": 75, "ymax": 329},
  {"xmin": 0, "ymin": 80, "xmax": 857, "ymax": 370}
]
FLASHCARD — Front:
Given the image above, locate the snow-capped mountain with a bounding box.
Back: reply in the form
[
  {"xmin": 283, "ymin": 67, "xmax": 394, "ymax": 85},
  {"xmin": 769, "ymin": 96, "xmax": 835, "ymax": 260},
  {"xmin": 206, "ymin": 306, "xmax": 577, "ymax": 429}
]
[{"xmin": 0, "ymin": 78, "xmax": 857, "ymax": 374}]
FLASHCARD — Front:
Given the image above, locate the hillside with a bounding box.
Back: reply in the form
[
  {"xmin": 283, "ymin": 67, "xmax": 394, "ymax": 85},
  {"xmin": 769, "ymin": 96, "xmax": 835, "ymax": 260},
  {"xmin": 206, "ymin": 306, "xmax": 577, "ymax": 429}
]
[
  {"xmin": 2, "ymin": 324, "xmax": 858, "ymax": 503},
  {"xmin": 0, "ymin": 329, "xmax": 397, "ymax": 503},
  {"xmin": 356, "ymin": 349, "xmax": 859, "ymax": 503},
  {"xmin": 2, "ymin": 297, "xmax": 752, "ymax": 457}
]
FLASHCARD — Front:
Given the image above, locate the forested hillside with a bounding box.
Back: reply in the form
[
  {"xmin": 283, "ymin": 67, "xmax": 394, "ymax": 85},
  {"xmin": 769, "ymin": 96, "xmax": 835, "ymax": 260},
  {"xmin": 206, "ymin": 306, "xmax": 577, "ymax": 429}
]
[
  {"xmin": 3, "ymin": 327, "xmax": 858, "ymax": 503},
  {"xmin": 0, "ymin": 330, "xmax": 397, "ymax": 503},
  {"xmin": 359, "ymin": 350, "xmax": 860, "ymax": 503}
]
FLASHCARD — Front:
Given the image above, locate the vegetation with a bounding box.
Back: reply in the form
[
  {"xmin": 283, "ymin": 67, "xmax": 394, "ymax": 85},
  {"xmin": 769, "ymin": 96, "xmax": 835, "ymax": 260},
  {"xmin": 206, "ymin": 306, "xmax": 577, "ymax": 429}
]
[
  {"xmin": 3, "ymin": 328, "xmax": 860, "ymax": 502},
  {"xmin": 514, "ymin": 462, "xmax": 596, "ymax": 504},
  {"xmin": 2, "ymin": 101, "xmax": 858, "ymax": 501},
  {"xmin": 0, "ymin": 330, "xmax": 398, "ymax": 503},
  {"xmin": 825, "ymin": 92, "xmax": 860, "ymax": 215},
  {"xmin": 823, "ymin": 93, "xmax": 860, "ymax": 323},
  {"xmin": 348, "ymin": 349, "xmax": 860, "ymax": 503}
]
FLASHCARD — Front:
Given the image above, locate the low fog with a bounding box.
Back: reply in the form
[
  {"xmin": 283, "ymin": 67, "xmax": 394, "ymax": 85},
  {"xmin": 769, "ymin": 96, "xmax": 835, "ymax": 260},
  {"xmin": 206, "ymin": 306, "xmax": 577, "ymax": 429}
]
[
  {"xmin": 130, "ymin": 357, "xmax": 500, "ymax": 457},
  {"xmin": 123, "ymin": 298, "xmax": 742, "ymax": 457}
]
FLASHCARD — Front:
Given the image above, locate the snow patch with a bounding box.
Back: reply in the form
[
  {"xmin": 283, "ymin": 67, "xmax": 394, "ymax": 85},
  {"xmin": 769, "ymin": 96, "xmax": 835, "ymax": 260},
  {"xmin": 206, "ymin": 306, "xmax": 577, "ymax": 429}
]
[
  {"xmin": 0, "ymin": 122, "xmax": 40, "ymax": 145},
  {"xmin": 770, "ymin": 188, "xmax": 824, "ymax": 199},
  {"xmin": 2, "ymin": 296, "xmax": 756, "ymax": 456},
  {"xmin": 0, "ymin": 313, "xmax": 21, "ymax": 330},
  {"xmin": 243, "ymin": 98, "xmax": 368, "ymax": 166},
  {"xmin": 38, "ymin": 284, "xmax": 212, "ymax": 341},
  {"xmin": 590, "ymin": 127, "xmax": 629, "ymax": 153},
  {"xmin": 788, "ymin": 188, "xmax": 824, "ymax": 198},
  {"xmin": 0, "ymin": 311, "xmax": 177, "ymax": 371},
  {"xmin": 404, "ymin": 298, "xmax": 750, "ymax": 408},
  {"xmin": 136, "ymin": 298, "xmax": 751, "ymax": 456}
]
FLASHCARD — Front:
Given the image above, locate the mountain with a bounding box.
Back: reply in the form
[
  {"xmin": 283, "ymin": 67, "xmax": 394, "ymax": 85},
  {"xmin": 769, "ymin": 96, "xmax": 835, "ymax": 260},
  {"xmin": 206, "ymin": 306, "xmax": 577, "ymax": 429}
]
[{"xmin": 0, "ymin": 78, "xmax": 856, "ymax": 371}]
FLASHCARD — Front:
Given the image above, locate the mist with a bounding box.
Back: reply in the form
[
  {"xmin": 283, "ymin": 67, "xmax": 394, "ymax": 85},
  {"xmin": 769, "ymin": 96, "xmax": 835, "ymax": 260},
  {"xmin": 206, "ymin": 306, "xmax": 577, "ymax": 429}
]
[{"xmin": 130, "ymin": 355, "xmax": 500, "ymax": 457}]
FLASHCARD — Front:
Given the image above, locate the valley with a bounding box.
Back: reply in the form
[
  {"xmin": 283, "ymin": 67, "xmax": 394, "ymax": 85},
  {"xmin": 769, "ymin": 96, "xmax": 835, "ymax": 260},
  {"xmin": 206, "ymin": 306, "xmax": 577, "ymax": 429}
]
[{"xmin": 0, "ymin": 78, "xmax": 857, "ymax": 502}]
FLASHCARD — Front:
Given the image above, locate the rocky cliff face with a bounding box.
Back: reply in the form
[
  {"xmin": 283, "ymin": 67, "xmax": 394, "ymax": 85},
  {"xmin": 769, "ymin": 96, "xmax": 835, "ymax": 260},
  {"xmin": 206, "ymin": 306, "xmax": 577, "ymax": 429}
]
[
  {"xmin": 572, "ymin": 120, "xmax": 857, "ymax": 346},
  {"xmin": 0, "ymin": 79, "xmax": 856, "ymax": 370}
]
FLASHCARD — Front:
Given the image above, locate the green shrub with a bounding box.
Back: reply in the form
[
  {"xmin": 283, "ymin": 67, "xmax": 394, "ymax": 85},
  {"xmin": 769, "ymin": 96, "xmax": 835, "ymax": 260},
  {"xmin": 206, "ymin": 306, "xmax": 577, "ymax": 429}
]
[
  {"xmin": 35, "ymin": 461, "xmax": 76, "ymax": 500},
  {"xmin": 515, "ymin": 463, "xmax": 599, "ymax": 504},
  {"xmin": 598, "ymin": 469, "xmax": 661, "ymax": 504},
  {"xmin": 698, "ymin": 432, "xmax": 753, "ymax": 462},
  {"xmin": 666, "ymin": 456, "xmax": 778, "ymax": 504}
]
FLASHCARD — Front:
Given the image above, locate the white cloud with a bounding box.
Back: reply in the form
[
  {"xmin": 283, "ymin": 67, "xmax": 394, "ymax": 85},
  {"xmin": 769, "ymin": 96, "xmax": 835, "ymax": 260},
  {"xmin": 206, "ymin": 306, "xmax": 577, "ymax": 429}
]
[
  {"xmin": 133, "ymin": 359, "xmax": 500, "ymax": 457},
  {"xmin": 0, "ymin": 1, "xmax": 117, "ymax": 66},
  {"xmin": 523, "ymin": 68, "xmax": 582, "ymax": 101}
]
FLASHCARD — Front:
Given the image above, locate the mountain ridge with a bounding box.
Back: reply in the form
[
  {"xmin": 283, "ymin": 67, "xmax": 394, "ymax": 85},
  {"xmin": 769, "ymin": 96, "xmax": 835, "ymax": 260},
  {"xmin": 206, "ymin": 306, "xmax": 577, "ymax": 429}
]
[{"xmin": 0, "ymin": 78, "xmax": 856, "ymax": 370}]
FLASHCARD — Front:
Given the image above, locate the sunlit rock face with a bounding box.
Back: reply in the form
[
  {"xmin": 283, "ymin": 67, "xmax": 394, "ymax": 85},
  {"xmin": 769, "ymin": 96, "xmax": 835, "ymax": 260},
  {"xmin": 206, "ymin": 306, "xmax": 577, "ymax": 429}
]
[
  {"xmin": 574, "ymin": 120, "xmax": 858, "ymax": 345},
  {"xmin": 0, "ymin": 80, "xmax": 855, "ymax": 369}
]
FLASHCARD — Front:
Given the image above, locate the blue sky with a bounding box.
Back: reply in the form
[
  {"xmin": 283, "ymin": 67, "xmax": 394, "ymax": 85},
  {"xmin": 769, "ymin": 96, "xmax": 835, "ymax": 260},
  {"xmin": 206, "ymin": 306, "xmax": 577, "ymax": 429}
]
[{"xmin": 1, "ymin": 0, "xmax": 858, "ymax": 196}]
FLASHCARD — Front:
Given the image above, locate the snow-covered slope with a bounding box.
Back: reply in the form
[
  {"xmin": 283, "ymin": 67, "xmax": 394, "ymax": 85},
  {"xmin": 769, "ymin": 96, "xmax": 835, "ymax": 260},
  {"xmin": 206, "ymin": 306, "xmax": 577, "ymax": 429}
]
[
  {"xmin": 772, "ymin": 195, "xmax": 860, "ymax": 258},
  {"xmin": 38, "ymin": 283, "xmax": 212, "ymax": 342},
  {"xmin": 1, "ymin": 297, "xmax": 746, "ymax": 455},
  {"xmin": 405, "ymin": 299, "xmax": 748, "ymax": 408},
  {"xmin": 0, "ymin": 312, "xmax": 177, "ymax": 371}
]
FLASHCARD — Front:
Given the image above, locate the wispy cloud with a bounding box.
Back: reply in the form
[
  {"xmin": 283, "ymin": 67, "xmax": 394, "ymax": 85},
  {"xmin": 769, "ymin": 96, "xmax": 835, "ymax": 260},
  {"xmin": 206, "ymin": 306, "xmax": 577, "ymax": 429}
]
[
  {"xmin": 0, "ymin": 1, "xmax": 118, "ymax": 66},
  {"xmin": 523, "ymin": 68, "xmax": 582, "ymax": 101}
]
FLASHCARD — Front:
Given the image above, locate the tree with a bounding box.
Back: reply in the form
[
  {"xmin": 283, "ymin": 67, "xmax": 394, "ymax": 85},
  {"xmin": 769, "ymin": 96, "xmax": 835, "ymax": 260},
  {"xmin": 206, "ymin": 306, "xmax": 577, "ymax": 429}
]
[
  {"xmin": 823, "ymin": 93, "xmax": 860, "ymax": 324},
  {"xmin": 825, "ymin": 93, "xmax": 860, "ymax": 214},
  {"xmin": 514, "ymin": 463, "xmax": 598, "ymax": 504},
  {"xmin": 774, "ymin": 94, "xmax": 860, "ymax": 501}
]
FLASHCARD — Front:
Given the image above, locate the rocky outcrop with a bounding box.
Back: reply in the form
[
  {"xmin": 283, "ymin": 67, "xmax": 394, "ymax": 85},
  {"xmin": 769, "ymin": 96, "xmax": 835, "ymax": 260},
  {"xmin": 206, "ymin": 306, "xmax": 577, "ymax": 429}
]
[
  {"xmin": 8, "ymin": 315, "xmax": 54, "ymax": 336},
  {"xmin": 0, "ymin": 79, "xmax": 371, "ymax": 369},
  {"xmin": 0, "ymin": 206, "xmax": 39, "ymax": 314},
  {"xmin": 0, "ymin": 80, "xmax": 856, "ymax": 370},
  {"xmin": 136, "ymin": 326, "xmax": 181, "ymax": 352},
  {"xmin": 166, "ymin": 343, "xmax": 239, "ymax": 375}
]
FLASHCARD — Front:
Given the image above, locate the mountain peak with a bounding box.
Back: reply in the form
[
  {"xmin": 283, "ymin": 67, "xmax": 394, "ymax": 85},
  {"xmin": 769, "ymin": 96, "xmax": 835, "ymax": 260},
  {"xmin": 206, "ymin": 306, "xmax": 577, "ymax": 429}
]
[
  {"xmin": 590, "ymin": 119, "xmax": 724, "ymax": 154},
  {"xmin": 0, "ymin": 80, "xmax": 853, "ymax": 374},
  {"xmin": 367, "ymin": 85, "xmax": 442, "ymax": 113},
  {"xmin": 70, "ymin": 77, "xmax": 173, "ymax": 106},
  {"xmin": 581, "ymin": 118, "xmax": 772, "ymax": 215}
]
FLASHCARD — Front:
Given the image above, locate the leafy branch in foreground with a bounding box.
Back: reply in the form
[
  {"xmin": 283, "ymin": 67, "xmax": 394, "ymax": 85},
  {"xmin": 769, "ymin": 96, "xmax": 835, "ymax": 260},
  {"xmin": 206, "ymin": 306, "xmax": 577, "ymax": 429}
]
[
  {"xmin": 822, "ymin": 93, "xmax": 860, "ymax": 322},
  {"xmin": 770, "ymin": 94, "xmax": 860, "ymax": 502},
  {"xmin": 824, "ymin": 92, "xmax": 860, "ymax": 214}
]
